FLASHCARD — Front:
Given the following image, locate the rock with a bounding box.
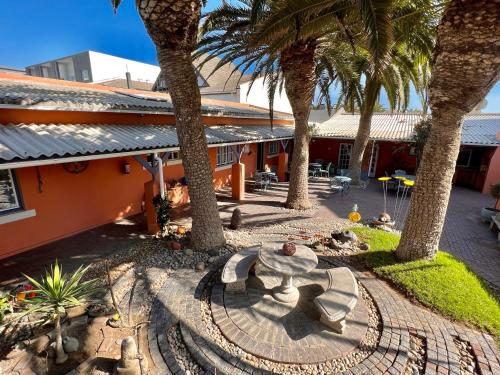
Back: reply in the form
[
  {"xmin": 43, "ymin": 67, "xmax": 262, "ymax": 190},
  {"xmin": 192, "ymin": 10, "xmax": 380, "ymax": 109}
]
[
  {"xmin": 282, "ymin": 242, "xmax": 296, "ymax": 256},
  {"xmin": 184, "ymin": 248, "xmax": 193, "ymax": 256},
  {"xmin": 62, "ymin": 336, "xmax": 79, "ymax": 353},
  {"xmin": 331, "ymin": 230, "xmax": 357, "ymax": 243},
  {"xmin": 230, "ymin": 208, "xmax": 242, "ymax": 230},
  {"xmin": 358, "ymin": 242, "xmax": 370, "ymax": 251},
  {"xmin": 195, "ymin": 262, "xmax": 205, "ymax": 272},
  {"xmin": 66, "ymin": 304, "xmax": 87, "ymax": 319},
  {"xmin": 170, "ymin": 241, "xmax": 182, "ymax": 251},
  {"xmin": 208, "ymin": 256, "xmax": 217, "ymax": 264},
  {"xmin": 31, "ymin": 335, "xmax": 50, "ymax": 354},
  {"xmin": 208, "ymin": 248, "xmax": 220, "ymax": 257},
  {"xmin": 115, "ymin": 336, "xmax": 141, "ymax": 375}
]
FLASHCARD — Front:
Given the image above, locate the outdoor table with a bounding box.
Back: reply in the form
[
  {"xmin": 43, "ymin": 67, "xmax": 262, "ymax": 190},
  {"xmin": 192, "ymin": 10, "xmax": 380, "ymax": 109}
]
[
  {"xmin": 391, "ymin": 174, "xmax": 416, "ymax": 181},
  {"xmin": 333, "ymin": 176, "xmax": 352, "ymax": 183},
  {"xmin": 258, "ymin": 243, "xmax": 318, "ymax": 303},
  {"xmin": 309, "ymin": 163, "xmax": 322, "ymax": 169}
]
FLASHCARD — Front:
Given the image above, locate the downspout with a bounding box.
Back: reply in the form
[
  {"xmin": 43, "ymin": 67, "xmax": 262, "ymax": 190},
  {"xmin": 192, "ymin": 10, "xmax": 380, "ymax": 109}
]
[
  {"xmin": 368, "ymin": 140, "xmax": 376, "ymax": 177},
  {"xmin": 154, "ymin": 153, "xmax": 165, "ymax": 198}
]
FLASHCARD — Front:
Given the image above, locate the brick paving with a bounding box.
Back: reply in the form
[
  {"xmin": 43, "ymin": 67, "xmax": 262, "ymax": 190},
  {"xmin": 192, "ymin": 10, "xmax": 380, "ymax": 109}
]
[
  {"xmin": 216, "ymin": 180, "xmax": 500, "ymax": 294},
  {"xmin": 148, "ymin": 259, "xmax": 500, "ymax": 374}
]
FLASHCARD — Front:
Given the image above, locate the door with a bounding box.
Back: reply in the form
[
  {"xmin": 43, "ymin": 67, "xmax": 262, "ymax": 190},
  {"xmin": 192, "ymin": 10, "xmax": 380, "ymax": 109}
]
[
  {"xmin": 368, "ymin": 143, "xmax": 379, "ymax": 177},
  {"xmin": 257, "ymin": 143, "xmax": 265, "ymax": 171},
  {"xmin": 338, "ymin": 143, "xmax": 353, "ymax": 171}
]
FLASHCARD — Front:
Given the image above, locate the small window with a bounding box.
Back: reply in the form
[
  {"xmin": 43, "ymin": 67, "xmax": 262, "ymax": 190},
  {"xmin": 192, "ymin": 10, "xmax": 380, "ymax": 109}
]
[
  {"xmin": 0, "ymin": 169, "xmax": 22, "ymax": 214},
  {"xmin": 81, "ymin": 69, "xmax": 90, "ymax": 81},
  {"xmin": 216, "ymin": 146, "xmax": 234, "ymax": 167},
  {"xmin": 167, "ymin": 151, "xmax": 180, "ymax": 161},
  {"xmin": 457, "ymin": 150, "xmax": 472, "ymax": 167},
  {"xmin": 268, "ymin": 141, "xmax": 279, "ymax": 155}
]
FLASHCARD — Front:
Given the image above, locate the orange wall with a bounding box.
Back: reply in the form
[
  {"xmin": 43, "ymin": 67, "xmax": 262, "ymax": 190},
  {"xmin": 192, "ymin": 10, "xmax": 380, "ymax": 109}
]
[
  {"xmin": 0, "ymin": 156, "xmax": 151, "ymax": 259},
  {"xmin": 482, "ymin": 147, "xmax": 500, "ymax": 206},
  {"xmin": 0, "ymin": 143, "xmax": 265, "ymax": 258}
]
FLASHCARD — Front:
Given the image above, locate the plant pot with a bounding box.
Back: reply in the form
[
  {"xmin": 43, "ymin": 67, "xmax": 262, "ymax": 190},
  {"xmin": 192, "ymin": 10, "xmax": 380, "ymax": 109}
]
[{"xmin": 480, "ymin": 207, "xmax": 499, "ymax": 223}]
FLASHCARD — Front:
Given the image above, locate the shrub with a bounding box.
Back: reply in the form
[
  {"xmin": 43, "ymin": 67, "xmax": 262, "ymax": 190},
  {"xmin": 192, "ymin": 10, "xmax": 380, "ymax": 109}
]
[{"xmin": 153, "ymin": 194, "xmax": 171, "ymax": 233}]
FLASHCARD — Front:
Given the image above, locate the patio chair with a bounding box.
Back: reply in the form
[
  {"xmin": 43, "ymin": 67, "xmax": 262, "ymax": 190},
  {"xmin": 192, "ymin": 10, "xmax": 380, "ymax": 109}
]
[
  {"xmin": 394, "ymin": 169, "xmax": 406, "ymax": 176},
  {"xmin": 330, "ymin": 177, "xmax": 347, "ymax": 196},
  {"xmin": 254, "ymin": 173, "xmax": 270, "ymax": 190},
  {"xmin": 308, "ymin": 166, "xmax": 318, "ymax": 178},
  {"xmin": 318, "ymin": 162, "xmax": 332, "ymax": 178}
]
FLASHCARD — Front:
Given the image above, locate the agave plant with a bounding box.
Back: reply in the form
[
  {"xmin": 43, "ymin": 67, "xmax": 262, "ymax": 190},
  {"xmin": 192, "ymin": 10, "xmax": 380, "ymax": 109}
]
[
  {"xmin": 17, "ymin": 261, "xmax": 100, "ymax": 364},
  {"xmin": 0, "ymin": 293, "xmax": 13, "ymax": 323}
]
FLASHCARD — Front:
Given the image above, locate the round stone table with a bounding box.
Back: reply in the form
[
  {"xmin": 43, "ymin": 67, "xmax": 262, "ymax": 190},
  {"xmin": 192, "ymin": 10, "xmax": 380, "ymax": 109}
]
[{"xmin": 258, "ymin": 243, "xmax": 318, "ymax": 303}]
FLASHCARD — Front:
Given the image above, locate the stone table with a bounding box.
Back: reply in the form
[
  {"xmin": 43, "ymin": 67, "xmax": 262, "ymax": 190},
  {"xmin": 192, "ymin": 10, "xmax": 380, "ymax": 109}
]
[{"xmin": 258, "ymin": 243, "xmax": 318, "ymax": 303}]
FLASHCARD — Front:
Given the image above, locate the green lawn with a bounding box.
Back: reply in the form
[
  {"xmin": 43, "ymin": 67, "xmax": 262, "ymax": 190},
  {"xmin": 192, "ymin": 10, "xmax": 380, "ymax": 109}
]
[{"xmin": 350, "ymin": 226, "xmax": 500, "ymax": 339}]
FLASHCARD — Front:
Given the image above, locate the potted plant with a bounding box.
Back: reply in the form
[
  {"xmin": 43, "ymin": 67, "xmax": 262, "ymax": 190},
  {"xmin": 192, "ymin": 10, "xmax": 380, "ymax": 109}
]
[
  {"xmin": 480, "ymin": 183, "xmax": 500, "ymax": 223},
  {"xmin": 15, "ymin": 261, "xmax": 99, "ymax": 364}
]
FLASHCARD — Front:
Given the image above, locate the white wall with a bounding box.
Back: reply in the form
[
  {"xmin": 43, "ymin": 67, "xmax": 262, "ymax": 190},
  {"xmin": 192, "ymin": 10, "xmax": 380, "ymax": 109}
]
[
  {"xmin": 88, "ymin": 51, "xmax": 161, "ymax": 84},
  {"xmin": 239, "ymin": 77, "xmax": 292, "ymax": 113}
]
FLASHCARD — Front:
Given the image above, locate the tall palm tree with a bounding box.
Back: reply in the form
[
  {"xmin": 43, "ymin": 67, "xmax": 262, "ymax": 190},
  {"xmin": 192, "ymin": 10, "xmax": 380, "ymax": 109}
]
[
  {"xmin": 112, "ymin": 0, "xmax": 225, "ymax": 250},
  {"xmin": 395, "ymin": 0, "xmax": 499, "ymax": 260},
  {"xmin": 198, "ymin": 0, "xmax": 389, "ymax": 209},
  {"xmin": 344, "ymin": 2, "xmax": 436, "ymax": 185}
]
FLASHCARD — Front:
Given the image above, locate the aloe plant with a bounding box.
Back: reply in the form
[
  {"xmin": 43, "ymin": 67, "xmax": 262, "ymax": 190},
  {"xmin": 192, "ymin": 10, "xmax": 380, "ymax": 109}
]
[
  {"xmin": 0, "ymin": 293, "xmax": 13, "ymax": 323},
  {"xmin": 17, "ymin": 261, "xmax": 100, "ymax": 364}
]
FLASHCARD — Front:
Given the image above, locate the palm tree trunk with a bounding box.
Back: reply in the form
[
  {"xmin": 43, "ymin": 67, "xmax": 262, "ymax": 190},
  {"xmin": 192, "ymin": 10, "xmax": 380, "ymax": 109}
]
[
  {"xmin": 396, "ymin": 0, "xmax": 499, "ymax": 260},
  {"xmin": 282, "ymin": 41, "xmax": 317, "ymax": 210},
  {"xmin": 348, "ymin": 110, "xmax": 373, "ymax": 185},
  {"xmin": 54, "ymin": 314, "xmax": 68, "ymax": 364},
  {"xmin": 349, "ymin": 78, "xmax": 380, "ymax": 185},
  {"xmin": 137, "ymin": 0, "xmax": 225, "ymax": 250}
]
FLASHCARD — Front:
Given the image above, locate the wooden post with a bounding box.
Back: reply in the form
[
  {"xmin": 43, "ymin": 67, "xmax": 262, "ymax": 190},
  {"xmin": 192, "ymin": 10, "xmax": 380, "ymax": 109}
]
[{"xmin": 278, "ymin": 152, "xmax": 289, "ymax": 182}]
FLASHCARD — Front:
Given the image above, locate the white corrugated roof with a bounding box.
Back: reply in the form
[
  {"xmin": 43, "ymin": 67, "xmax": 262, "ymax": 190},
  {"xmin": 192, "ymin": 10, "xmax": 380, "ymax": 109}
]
[
  {"xmin": 0, "ymin": 124, "xmax": 294, "ymax": 164},
  {"xmin": 0, "ymin": 77, "xmax": 292, "ymax": 120},
  {"xmin": 313, "ymin": 113, "xmax": 500, "ymax": 145}
]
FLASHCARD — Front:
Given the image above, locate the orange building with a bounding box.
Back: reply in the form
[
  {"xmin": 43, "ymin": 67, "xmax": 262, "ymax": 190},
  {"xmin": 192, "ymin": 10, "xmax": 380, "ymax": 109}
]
[{"xmin": 0, "ymin": 74, "xmax": 294, "ymax": 259}]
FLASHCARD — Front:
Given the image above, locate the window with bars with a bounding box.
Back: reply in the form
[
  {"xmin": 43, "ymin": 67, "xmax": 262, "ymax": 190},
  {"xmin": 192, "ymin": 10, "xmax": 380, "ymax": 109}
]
[
  {"xmin": 268, "ymin": 141, "xmax": 279, "ymax": 155},
  {"xmin": 338, "ymin": 143, "xmax": 353, "ymax": 170},
  {"xmin": 216, "ymin": 146, "xmax": 235, "ymax": 167},
  {"xmin": 167, "ymin": 151, "xmax": 180, "ymax": 161},
  {"xmin": 0, "ymin": 169, "xmax": 22, "ymax": 214}
]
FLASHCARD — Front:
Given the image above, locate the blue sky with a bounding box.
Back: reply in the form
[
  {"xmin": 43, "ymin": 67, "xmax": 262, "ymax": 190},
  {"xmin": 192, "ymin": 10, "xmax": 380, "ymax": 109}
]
[{"xmin": 0, "ymin": 0, "xmax": 498, "ymax": 112}]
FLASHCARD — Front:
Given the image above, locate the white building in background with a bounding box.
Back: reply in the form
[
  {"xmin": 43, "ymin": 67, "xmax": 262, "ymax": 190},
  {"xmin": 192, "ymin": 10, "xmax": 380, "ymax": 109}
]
[
  {"xmin": 26, "ymin": 51, "xmax": 160, "ymax": 89},
  {"xmin": 26, "ymin": 51, "xmax": 292, "ymax": 112},
  {"xmin": 154, "ymin": 54, "xmax": 292, "ymax": 113}
]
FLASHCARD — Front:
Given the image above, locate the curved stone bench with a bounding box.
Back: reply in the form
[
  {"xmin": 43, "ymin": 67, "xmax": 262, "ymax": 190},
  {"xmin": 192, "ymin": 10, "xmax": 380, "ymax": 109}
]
[
  {"xmin": 221, "ymin": 246, "xmax": 259, "ymax": 292},
  {"xmin": 314, "ymin": 267, "xmax": 358, "ymax": 333}
]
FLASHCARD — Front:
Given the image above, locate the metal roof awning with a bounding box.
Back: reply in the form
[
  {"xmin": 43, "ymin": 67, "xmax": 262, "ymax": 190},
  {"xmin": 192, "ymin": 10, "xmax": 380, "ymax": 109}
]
[
  {"xmin": 312, "ymin": 113, "xmax": 500, "ymax": 145},
  {"xmin": 0, "ymin": 123, "xmax": 294, "ymax": 169}
]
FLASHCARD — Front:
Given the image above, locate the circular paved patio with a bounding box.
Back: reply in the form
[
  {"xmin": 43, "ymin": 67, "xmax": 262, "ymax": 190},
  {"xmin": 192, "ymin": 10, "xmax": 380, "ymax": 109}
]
[
  {"xmin": 212, "ymin": 268, "xmax": 370, "ymax": 364},
  {"xmin": 147, "ymin": 256, "xmax": 500, "ymax": 375}
]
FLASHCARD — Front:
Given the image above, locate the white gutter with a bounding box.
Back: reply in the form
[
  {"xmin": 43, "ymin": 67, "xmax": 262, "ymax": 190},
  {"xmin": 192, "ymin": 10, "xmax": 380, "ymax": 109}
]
[
  {"xmin": 154, "ymin": 152, "xmax": 165, "ymax": 199},
  {"xmin": 0, "ymin": 137, "xmax": 294, "ymax": 170},
  {"xmin": 0, "ymin": 104, "xmax": 293, "ymax": 120}
]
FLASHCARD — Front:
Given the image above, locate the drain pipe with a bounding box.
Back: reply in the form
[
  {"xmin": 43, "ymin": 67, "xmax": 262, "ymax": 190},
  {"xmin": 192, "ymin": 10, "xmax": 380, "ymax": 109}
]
[{"xmin": 153, "ymin": 153, "xmax": 165, "ymax": 198}]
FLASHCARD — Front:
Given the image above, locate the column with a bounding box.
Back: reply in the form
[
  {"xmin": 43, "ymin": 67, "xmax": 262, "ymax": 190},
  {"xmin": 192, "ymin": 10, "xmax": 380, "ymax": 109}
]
[
  {"xmin": 144, "ymin": 179, "xmax": 159, "ymax": 234},
  {"xmin": 232, "ymin": 162, "xmax": 245, "ymax": 201},
  {"xmin": 278, "ymin": 152, "xmax": 289, "ymax": 182}
]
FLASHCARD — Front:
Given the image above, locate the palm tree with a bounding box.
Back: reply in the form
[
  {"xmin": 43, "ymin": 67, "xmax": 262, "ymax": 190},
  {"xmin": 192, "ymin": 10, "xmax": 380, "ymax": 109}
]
[
  {"xmin": 198, "ymin": 1, "xmax": 382, "ymax": 209},
  {"xmin": 343, "ymin": 2, "xmax": 436, "ymax": 185},
  {"xmin": 112, "ymin": 0, "xmax": 225, "ymax": 250},
  {"xmin": 395, "ymin": 0, "xmax": 500, "ymax": 260}
]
